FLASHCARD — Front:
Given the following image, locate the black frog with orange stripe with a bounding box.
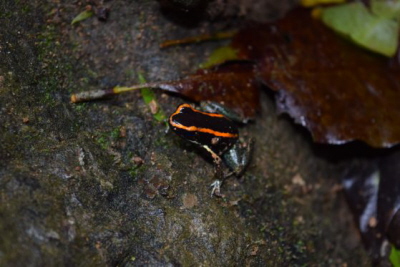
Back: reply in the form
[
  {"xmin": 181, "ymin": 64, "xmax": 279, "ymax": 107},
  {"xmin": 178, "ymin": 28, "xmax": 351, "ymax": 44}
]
[{"xmin": 169, "ymin": 103, "xmax": 252, "ymax": 196}]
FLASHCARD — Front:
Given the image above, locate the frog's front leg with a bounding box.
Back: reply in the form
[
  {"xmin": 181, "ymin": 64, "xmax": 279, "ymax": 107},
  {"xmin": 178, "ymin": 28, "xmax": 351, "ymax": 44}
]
[
  {"xmin": 210, "ymin": 179, "xmax": 223, "ymax": 197},
  {"xmin": 202, "ymin": 145, "xmax": 225, "ymax": 197}
]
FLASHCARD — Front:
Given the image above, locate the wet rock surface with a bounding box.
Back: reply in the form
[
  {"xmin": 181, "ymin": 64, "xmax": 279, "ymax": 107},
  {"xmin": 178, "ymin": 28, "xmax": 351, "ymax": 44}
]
[{"xmin": 0, "ymin": 1, "xmax": 368, "ymax": 265}]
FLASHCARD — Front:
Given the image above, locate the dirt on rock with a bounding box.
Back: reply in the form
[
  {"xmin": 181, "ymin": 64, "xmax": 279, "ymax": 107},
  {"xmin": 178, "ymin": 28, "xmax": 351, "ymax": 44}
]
[{"xmin": 0, "ymin": 1, "xmax": 368, "ymax": 265}]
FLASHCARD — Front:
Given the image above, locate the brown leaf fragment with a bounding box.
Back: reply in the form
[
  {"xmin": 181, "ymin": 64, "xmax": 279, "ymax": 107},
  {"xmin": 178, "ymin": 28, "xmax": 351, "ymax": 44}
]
[
  {"xmin": 232, "ymin": 8, "xmax": 400, "ymax": 147},
  {"xmin": 155, "ymin": 61, "xmax": 260, "ymax": 121}
]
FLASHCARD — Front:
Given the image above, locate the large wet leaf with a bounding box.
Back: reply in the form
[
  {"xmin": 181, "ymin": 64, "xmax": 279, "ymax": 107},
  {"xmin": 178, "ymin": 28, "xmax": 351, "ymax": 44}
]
[{"xmin": 232, "ymin": 8, "xmax": 400, "ymax": 147}]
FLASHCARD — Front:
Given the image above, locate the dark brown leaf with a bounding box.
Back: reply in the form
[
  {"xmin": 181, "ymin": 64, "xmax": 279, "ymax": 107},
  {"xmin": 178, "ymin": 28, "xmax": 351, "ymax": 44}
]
[{"xmin": 232, "ymin": 8, "xmax": 400, "ymax": 147}]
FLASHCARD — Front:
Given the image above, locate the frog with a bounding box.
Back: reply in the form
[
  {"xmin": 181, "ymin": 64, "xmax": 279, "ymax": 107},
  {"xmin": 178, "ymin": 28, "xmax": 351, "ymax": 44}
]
[{"xmin": 168, "ymin": 103, "xmax": 252, "ymax": 197}]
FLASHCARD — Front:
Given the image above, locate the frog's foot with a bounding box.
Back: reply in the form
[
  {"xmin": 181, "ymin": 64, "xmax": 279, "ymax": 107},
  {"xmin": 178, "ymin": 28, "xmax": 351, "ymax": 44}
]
[{"xmin": 210, "ymin": 180, "xmax": 225, "ymax": 198}]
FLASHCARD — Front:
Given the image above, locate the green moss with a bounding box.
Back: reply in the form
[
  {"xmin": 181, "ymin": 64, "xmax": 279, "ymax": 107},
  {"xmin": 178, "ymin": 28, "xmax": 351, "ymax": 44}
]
[
  {"xmin": 94, "ymin": 126, "xmax": 123, "ymax": 150},
  {"xmin": 153, "ymin": 134, "xmax": 170, "ymax": 148},
  {"xmin": 128, "ymin": 165, "xmax": 145, "ymax": 179},
  {"xmin": 96, "ymin": 135, "xmax": 109, "ymax": 150},
  {"xmin": 110, "ymin": 126, "xmax": 121, "ymax": 140},
  {"xmin": 72, "ymin": 102, "xmax": 88, "ymax": 112},
  {"xmin": 21, "ymin": 4, "xmax": 30, "ymax": 14}
]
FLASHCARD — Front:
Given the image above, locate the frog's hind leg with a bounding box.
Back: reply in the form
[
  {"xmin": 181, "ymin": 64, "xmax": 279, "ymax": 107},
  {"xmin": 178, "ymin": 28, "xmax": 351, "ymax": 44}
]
[{"xmin": 223, "ymin": 138, "xmax": 254, "ymax": 178}]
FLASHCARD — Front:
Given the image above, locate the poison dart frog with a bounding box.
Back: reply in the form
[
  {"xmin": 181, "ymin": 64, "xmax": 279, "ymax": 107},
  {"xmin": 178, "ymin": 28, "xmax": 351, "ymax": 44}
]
[{"xmin": 169, "ymin": 103, "xmax": 252, "ymax": 197}]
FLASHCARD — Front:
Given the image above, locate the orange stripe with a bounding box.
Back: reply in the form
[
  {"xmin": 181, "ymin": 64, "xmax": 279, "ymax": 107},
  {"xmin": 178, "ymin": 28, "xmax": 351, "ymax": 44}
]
[{"xmin": 170, "ymin": 122, "xmax": 238, "ymax": 138}]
